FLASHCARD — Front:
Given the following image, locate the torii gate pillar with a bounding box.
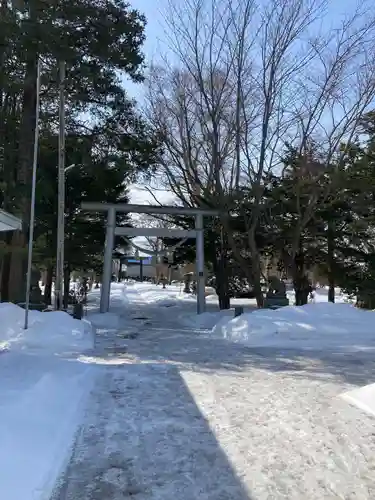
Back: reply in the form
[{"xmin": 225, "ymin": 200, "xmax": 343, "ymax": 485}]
[
  {"xmin": 81, "ymin": 203, "xmax": 221, "ymax": 314},
  {"xmin": 195, "ymin": 213, "xmax": 205, "ymax": 315},
  {"xmin": 101, "ymin": 207, "xmax": 116, "ymax": 313}
]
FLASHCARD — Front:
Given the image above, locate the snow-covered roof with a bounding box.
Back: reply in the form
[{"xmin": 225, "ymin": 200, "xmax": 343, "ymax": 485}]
[{"xmin": 0, "ymin": 210, "xmax": 22, "ymax": 232}]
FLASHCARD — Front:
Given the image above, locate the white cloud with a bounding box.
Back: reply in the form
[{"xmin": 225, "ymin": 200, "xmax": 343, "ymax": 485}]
[
  {"xmin": 129, "ymin": 184, "xmax": 176, "ymax": 206},
  {"xmin": 126, "ymin": 184, "xmax": 178, "ymax": 256}
]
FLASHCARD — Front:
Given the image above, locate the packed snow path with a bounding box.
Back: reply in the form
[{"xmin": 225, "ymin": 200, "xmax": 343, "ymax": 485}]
[{"xmin": 52, "ymin": 298, "xmax": 375, "ymax": 500}]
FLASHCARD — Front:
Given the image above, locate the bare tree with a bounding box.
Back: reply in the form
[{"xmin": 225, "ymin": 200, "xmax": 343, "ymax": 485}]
[
  {"xmin": 132, "ymin": 213, "xmax": 174, "ymax": 255},
  {"xmin": 275, "ymin": 6, "xmax": 375, "ymax": 302},
  {"xmin": 145, "ymin": 0, "xmax": 375, "ymax": 306}
]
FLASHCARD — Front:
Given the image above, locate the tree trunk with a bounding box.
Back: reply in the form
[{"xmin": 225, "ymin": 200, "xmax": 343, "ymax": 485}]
[
  {"xmin": 213, "ymin": 257, "xmax": 230, "ymax": 310},
  {"xmin": 44, "ymin": 264, "xmax": 53, "ymax": 305},
  {"xmin": 327, "ymin": 221, "xmax": 335, "ymax": 303},
  {"xmin": 0, "ymin": 236, "xmax": 12, "ymax": 302},
  {"xmin": 219, "ymin": 293, "xmax": 230, "ymax": 310},
  {"xmin": 292, "ymin": 254, "xmax": 309, "ymax": 306},
  {"xmin": 246, "ymin": 229, "xmax": 264, "ymax": 308},
  {"xmin": 249, "ymin": 251, "xmax": 263, "ymax": 308},
  {"xmin": 63, "ymin": 265, "xmax": 70, "ymax": 309},
  {"xmin": 214, "ymin": 231, "xmax": 231, "ymax": 310},
  {"xmin": 294, "ymin": 279, "xmax": 310, "ymax": 306},
  {"xmin": 217, "ymin": 273, "xmax": 230, "ymax": 310},
  {"xmin": 253, "ymin": 273, "xmax": 264, "ymax": 308},
  {"xmin": 9, "ymin": 5, "xmax": 39, "ymax": 303}
]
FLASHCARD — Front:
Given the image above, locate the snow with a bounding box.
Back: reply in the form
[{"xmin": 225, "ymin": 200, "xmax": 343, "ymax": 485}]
[
  {"xmin": 341, "ymin": 383, "xmax": 375, "ymax": 418},
  {"xmin": 287, "ymin": 286, "xmax": 348, "ymax": 305},
  {"xmin": 52, "ymin": 286, "xmax": 375, "ymax": 499},
  {"xmin": 0, "ymin": 302, "xmax": 94, "ymax": 353},
  {"xmin": 118, "ymin": 281, "xmax": 197, "ymax": 306},
  {"xmin": 180, "ymin": 309, "xmax": 236, "ymax": 330},
  {"xmin": 0, "ymin": 302, "xmax": 96, "ymax": 500},
  {"xmin": 2, "ymin": 282, "xmax": 375, "ymax": 499},
  {"xmin": 0, "ymin": 353, "xmax": 95, "ymax": 500},
  {"xmin": 88, "ymin": 312, "xmax": 122, "ymax": 330},
  {"xmin": 211, "ymin": 302, "xmax": 375, "ymax": 352},
  {"xmin": 51, "ymin": 364, "xmax": 252, "ymax": 500}
]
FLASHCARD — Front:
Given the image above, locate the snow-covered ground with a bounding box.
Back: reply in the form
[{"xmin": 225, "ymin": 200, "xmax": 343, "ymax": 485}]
[
  {"xmin": 0, "ymin": 302, "xmax": 93, "ymax": 353},
  {"xmin": 212, "ymin": 302, "xmax": 375, "ymax": 352},
  {"xmin": 0, "ymin": 303, "xmax": 95, "ymax": 500},
  {"xmin": 2, "ymin": 282, "xmax": 375, "ymax": 499},
  {"xmin": 52, "ymin": 283, "xmax": 375, "ymax": 499}
]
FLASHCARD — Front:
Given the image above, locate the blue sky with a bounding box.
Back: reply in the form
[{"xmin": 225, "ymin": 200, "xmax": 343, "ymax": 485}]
[
  {"xmin": 125, "ymin": 0, "xmax": 361, "ymax": 102},
  {"xmin": 123, "ymin": 0, "xmax": 168, "ymax": 101},
  {"xmin": 126, "ymin": 0, "xmax": 365, "ymax": 207},
  {"xmin": 125, "ymin": 0, "xmax": 178, "ymax": 208},
  {"xmin": 131, "ymin": 0, "xmax": 167, "ymax": 58}
]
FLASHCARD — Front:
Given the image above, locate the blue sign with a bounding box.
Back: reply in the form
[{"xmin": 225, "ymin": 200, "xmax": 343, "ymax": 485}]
[{"xmin": 127, "ymin": 257, "xmax": 152, "ymax": 265}]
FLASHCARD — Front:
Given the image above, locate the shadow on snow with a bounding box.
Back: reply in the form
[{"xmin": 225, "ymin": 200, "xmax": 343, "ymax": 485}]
[
  {"xmin": 92, "ymin": 296, "xmax": 375, "ymax": 389},
  {"xmin": 52, "ymin": 363, "xmax": 253, "ymax": 500}
]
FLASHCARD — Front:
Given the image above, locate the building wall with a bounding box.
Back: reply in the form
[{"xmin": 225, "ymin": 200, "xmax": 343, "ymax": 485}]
[
  {"xmin": 123, "ymin": 261, "xmax": 209, "ymax": 282},
  {"xmin": 125, "ymin": 264, "xmax": 156, "ymax": 278}
]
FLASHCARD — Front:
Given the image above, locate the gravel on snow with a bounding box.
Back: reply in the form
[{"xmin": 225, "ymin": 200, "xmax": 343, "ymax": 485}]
[{"xmin": 52, "ymin": 302, "xmax": 375, "ymax": 500}]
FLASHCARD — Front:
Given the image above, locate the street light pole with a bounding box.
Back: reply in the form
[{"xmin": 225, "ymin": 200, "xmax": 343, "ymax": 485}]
[
  {"xmin": 55, "ymin": 60, "xmax": 66, "ymax": 310},
  {"xmin": 24, "ymin": 58, "xmax": 41, "ymax": 329}
]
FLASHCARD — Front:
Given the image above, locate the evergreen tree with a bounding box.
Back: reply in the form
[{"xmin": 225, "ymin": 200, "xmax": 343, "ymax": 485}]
[{"xmin": 0, "ymin": 0, "xmax": 160, "ymax": 301}]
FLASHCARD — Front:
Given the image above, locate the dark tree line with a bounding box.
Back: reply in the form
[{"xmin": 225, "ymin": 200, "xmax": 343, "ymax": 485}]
[
  {"xmin": 0, "ymin": 0, "xmax": 161, "ymax": 303},
  {"xmin": 161, "ymin": 112, "xmax": 375, "ymax": 310}
]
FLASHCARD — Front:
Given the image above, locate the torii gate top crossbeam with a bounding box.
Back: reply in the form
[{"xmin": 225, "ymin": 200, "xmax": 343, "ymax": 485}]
[
  {"xmin": 115, "ymin": 227, "xmax": 197, "ymax": 238},
  {"xmin": 81, "ymin": 202, "xmax": 221, "ymax": 217},
  {"xmin": 81, "ymin": 201, "xmax": 217, "ymax": 316}
]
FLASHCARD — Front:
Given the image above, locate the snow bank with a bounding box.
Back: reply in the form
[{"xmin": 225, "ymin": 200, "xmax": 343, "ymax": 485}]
[
  {"xmin": 341, "ymin": 383, "xmax": 375, "ymax": 417},
  {"xmin": 0, "ymin": 302, "xmax": 93, "ymax": 353},
  {"xmin": 0, "ymin": 303, "xmax": 96, "ymax": 499},
  {"xmin": 0, "ymin": 352, "xmax": 95, "ymax": 500},
  {"xmin": 285, "ymin": 287, "xmax": 349, "ymax": 304},
  {"xmin": 88, "ymin": 312, "xmax": 121, "ymax": 330},
  {"xmin": 117, "ymin": 282, "xmax": 196, "ymax": 306},
  {"xmin": 213, "ymin": 302, "xmax": 375, "ymax": 351},
  {"xmin": 180, "ymin": 310, "xmax": 235, "ymax": 330}
]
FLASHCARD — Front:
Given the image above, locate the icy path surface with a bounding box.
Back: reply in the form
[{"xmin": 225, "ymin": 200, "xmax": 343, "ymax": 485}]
[{"xmin": 52, "ymin": 299, "xmax": 375, "ymax": 500}]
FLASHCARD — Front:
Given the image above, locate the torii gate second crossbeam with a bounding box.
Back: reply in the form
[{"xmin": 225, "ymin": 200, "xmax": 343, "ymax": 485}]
[{"xmin": 80, "ymin": 203, "xmax": 221, "ymax": 315}]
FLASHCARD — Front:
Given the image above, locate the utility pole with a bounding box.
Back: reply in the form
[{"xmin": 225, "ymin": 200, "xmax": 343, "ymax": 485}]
[
  {"xmin": 24, "ymin": 58, "xmax": 41, "ymax": 329},
  {"xmin": 55, "ymin": 60, "xmax": 66, "ymax": 310}
]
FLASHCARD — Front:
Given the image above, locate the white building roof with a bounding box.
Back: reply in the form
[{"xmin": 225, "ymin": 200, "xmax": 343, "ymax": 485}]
[{"xmin": 0, "ymin": 210, "xmax": 22, "ymax": 232}]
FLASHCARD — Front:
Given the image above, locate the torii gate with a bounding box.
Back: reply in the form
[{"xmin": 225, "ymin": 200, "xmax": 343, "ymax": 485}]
[{"xmin": 81, "ymin": 203, "xmax": 220, "ymax": 314}]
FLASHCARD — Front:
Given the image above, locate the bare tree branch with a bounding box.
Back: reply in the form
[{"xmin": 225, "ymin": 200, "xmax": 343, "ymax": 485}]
[{"xmin": 144, "ymin": 0, "xmax": 375, "ymax": 305}]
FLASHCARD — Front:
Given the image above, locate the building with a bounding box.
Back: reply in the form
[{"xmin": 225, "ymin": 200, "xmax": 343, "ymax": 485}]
[{"xmin": 0, "ymin": 210, "xmax": 22, "ymax": 232}]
